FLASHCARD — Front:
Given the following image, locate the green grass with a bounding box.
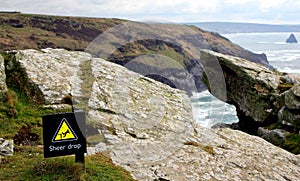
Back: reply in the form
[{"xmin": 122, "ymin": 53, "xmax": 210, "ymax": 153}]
[
  {"xmin": 265, "ymin": 123, "xmax": 300, "ymax": 154},
  {"xmin": 106, "ymin": 41, "xmax": 191, "ymax": 73},
  {"xmin": 0, "ymin": 146, "xmax": 135, "ymax": 181},
  {"xmin": 0, "ymin": 87, "xmax": 135, "ymax": 180},
  {"xmin": 0, "ymin": 88, "xmax": 54, "ymax": 140},
  {"xmin": 146, "ymin": 48, "xmax": 186, "ymax": 68},
  {"xmin": 282, "ymin": 133, "xmax": 300, "ymax": 154}
]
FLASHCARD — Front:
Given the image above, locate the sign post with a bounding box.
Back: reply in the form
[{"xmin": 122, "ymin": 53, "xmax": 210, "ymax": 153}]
[{"xmin": 42, "ymin": 110, "xmax": 86, "ymax": 165}]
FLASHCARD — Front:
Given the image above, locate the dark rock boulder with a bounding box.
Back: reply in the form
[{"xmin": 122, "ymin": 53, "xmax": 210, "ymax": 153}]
[
  {"xmin": 201, "ymin": 50, "xmax": 280, "ymax": 127},
  {"xmin": 257, "ymin": 127, "xmax": 289, "ymax": 146},
  {"xmin": 278, "ymin": 84, "xmax": 300, "ymax": 131},
  {"xmin": 286, "ymin": 34, "xmax": 298, "ymax": 43},
  {"xmin": 284, "ymin": 83, "xmax": 300, "ymax": 110}
]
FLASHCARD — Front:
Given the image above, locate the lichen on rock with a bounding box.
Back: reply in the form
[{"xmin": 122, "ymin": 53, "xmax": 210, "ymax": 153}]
[{"xmin": 4, "ymin": 48, "xmax": 93, "ymax": 106}]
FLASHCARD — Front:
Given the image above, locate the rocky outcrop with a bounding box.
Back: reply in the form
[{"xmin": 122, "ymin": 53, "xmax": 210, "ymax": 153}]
[
  {"xmin": 201, "ymin": 50, "xmax": 300, "ymax": 151},
  {"xmin": 3, "ymin": 48, "xmax": 300, "ymax": 180},
  {"xmin": 4, "ymin": 49, "xmax": 92, "ymax": 105},
  {"xmin": 286, "ymin": 34, "xmax": 298, "ymax": 43},
  {"xmin": 0, "ymin": 54, "xmax": 7, "ymax": 101},
  {"xmin": 201, "ymin": 50, "xmax": 281, "ymax": 129}
]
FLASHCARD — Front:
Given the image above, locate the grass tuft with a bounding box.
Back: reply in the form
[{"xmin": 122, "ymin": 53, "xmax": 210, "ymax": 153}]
[{"xmin": 282, "ymin": 133, "xmax": 300, "ymax": 154}]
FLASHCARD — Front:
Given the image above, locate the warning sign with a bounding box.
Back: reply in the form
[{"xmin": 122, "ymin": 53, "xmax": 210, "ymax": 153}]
[
  {"xmin": 52, "ymin": 118, "xmax": 78, "ymax": 142},
  {"xmin": 42, "ymin": 111, "xmax": 86, "ymax": 158}
]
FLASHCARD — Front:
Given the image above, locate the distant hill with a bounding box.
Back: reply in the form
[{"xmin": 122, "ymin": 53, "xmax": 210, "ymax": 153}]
[
  {"xmin": 0, "ymin": 12, "xmax": 268, "ymax": 61},
  {"xmin": 186, "ymin": 22, "xmax": 300, "ymax": 34},
  {"xmin": 0, "ymin": 12, "xmax": 125, "ymax": 51},
  {"xmin": 0, "ymin": 12, "xmax": 272, "ymax": 92}
]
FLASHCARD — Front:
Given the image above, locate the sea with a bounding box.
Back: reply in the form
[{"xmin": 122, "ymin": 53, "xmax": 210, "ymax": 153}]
[{"xmin": 192, "ymin": 32, "xmax": 300, "ymax": 127}]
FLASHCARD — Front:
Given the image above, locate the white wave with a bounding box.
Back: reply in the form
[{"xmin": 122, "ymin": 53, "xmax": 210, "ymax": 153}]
[
  {"xmin": 265, "ymin": 50, "xmax": 300, "ymax": 62},
  {"xmin": 191, "ymin": 91, "xmax": 238, "ymax": 128},
  {"xmin": 274, "ymin": 42, "xmax": 289, "ymax": 45},
  {"xmin": 280, "ymin": 68, "xmax": 300, "ymax": 73},
  {"xmin": 268, "ymin": 56, "xmax": 299, "ymax": 62},
  {"xmin": 223, "ymin": 32, "xmax": 300, "ymax": 36},
  {"xmin": 266, "ymin": 49, "xmax": 300, "ymax": 53},
  {"xmin": 257, "ymin": 41, "xmax": 286, "ymax": 44}
]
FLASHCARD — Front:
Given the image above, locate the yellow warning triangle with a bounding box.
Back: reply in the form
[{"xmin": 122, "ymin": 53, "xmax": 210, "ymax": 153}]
[{"xmin": 52, "ymin": 118, "xmax": 78, "ymax": 142}]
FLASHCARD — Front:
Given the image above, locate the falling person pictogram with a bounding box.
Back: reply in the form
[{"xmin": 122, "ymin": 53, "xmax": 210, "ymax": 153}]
[{"xmin": 52, "ymin": 118, "xmax": 78, "ymax": 142}]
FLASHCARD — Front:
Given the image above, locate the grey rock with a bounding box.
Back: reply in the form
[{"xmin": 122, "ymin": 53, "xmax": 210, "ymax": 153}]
[
  {"xmin": 0, "ymin": 55, "xmax": 8, "ymax": 101},
  {"xmin": 257, "ymin": 127, "xmax": 289, "ymax": 146},
  {"xmin": 284, "ymin": 84, "xmax": 300, "ymax": 109},
  {"xmin": 293, "ymin": 84, "xmax": 300, "ymax": 97},
  {"xmin": 0, "ymin": 138, "xmax": 13, "ymax": 156},
  {"xmin": 211, "ymin": 122, "xmax": 231, "ymax": 128},
  {"xmin": 201, "ymin": 50, "xmax": 300, "ymax": 133},
  {"xmin": 12, "ymin": 48, "xmax": 92, "ymax": 105},
  {"xmin": 286, "ymin": 34, "xmax": 298, "ymax": 43},
  {"xmin": 278, "ymin": 106, "xmax": 300, "ymax": 129},
  {"xmin": 201, "ymin": 50, "xmax": 279, "ymax": 123},
  {"xmin": 103, "ymin": 134, "xmax": 122, "ymax": 145}
]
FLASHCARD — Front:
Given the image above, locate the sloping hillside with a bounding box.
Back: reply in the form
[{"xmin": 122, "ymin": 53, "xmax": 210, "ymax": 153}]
[
  {"xmin": 0, "ymin": 12, "xmax": 124, "ymax": 51},
  {"xmin": 0, "ymin": 12, "xmax": 268, "ymax": 64},
  {"xmin": 0, "ymin": 12, "xmax": 272, "ymax": 93}
]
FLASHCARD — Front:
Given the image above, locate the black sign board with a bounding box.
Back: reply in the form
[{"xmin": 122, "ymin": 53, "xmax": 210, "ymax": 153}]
[{"xmin": 42, "ymin": 110, "xmax": 86, "ymax": 159}]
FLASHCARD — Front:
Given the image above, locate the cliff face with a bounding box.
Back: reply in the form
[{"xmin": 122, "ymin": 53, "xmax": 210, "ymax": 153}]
[{"xmin": 2, "ymin": 48, "xmax": 299, "ymax": 180}]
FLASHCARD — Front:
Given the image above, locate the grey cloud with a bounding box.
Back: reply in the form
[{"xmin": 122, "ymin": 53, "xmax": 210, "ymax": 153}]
[{"xmin": 0, "ymin": 0, "xmax": 299, "ymax": 24}]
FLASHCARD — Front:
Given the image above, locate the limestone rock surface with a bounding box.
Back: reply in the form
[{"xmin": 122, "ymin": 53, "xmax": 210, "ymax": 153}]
[
  {"xmin": 0, "ymin": 54, "xmax": 7, "ymax": 101},
  {"xmin": 5, "ymin": 48, "xmax": 92, "ymax": 105},
  {"xmin": 4, "ymin": 48, "xmax": 300, "ymax": 180}
]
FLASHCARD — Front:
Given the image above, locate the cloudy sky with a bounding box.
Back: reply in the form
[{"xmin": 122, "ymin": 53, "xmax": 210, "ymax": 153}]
[{"xmin": 1, "ymin": 0, "xmax": 300, "ymax": 24}]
